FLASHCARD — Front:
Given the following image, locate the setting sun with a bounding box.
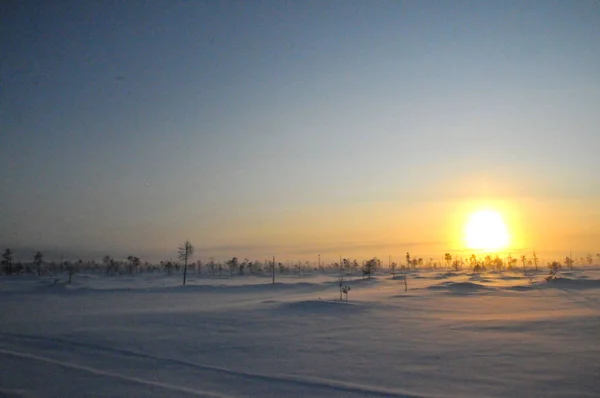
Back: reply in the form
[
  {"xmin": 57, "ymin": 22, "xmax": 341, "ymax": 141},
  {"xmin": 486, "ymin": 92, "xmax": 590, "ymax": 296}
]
[{"xmin": 464, "ymin": 210, "xmax": 510, "ymax": 251}]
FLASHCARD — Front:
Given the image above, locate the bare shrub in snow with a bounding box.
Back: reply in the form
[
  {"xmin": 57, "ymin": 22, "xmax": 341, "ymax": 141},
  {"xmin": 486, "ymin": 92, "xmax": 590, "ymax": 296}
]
[{"xmin": 342, "ymin": 286, "xmax": 350, "ymax": 301}]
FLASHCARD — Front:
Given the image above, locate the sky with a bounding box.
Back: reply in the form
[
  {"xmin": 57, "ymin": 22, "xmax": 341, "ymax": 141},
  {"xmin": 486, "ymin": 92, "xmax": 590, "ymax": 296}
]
[{"xmin": 1, "ymin": 0, "xmax": 599, "ymax": 263}]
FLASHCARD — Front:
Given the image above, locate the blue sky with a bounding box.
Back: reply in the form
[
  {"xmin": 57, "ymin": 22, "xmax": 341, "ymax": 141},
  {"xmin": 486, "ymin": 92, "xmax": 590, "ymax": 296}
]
[{"xmin": 1, "ymin": 1, "xmax": 599, "ymax": 262}]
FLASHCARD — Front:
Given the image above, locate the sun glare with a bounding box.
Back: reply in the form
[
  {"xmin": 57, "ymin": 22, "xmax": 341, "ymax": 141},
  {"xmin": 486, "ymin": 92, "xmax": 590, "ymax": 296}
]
[{"xmin": 464, "ymin": 210, "xmax": 510, "ymax": 251}]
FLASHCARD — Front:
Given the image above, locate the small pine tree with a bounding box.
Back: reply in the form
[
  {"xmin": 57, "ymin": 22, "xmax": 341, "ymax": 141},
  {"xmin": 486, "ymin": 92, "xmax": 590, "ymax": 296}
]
[
  {"xmin": 226, "ymin": 257, "xmax": 238, "ymax": 277},
  {"xmin": 362, "ymin": 258, "xmax": 379, "ymax": 279},
  {"xmin": 564, "ymin": 255, "xmax": 574, "ymax": 269},
  {"xmin": 178, "ymin": 241, "xmax": 194, "ymax": 285},
  {"xmin": 103, "ymin": 255, "xmax": 114, "ymax": 275},
  {"xmin": 548, "ymin": 261, "xmax": 561, "ymax": 275},
  {"xmin": 34, "ymin": 251, "xmax": 43, "ymax": 276},
  {"xmin": 389, "ymin": 261, "xmax": 397, "ymax": 279},
  {"xmin": 452, "ymin": 259, "xmax": 461, "ymax": 271},
  {"xmin": 65, "ymin": 261, "xmax": 76, "ymax": 284},
  {"xmin": 2, "ymin": 248, "xmax": 12, "ymax": 276},
  {"xmin": 444, "ymin": 253, "xmax": 452, "ymax": 268}
]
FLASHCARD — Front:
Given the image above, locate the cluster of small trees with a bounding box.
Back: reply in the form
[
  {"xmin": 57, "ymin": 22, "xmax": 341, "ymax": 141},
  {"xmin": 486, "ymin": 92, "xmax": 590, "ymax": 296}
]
[
  {"xmin": 2, "ymin": 248, "xmax": 50, "ymax": 276},
  {"xmin": 2, "ymin": 245, "xmax": 599, "ymax": 285},
  {"xmin": 441, "ymin": 252, "xmax": 539, "ymax": 273},
  {"xmin": 437, "ymin": 251, "xmax": 597, "ymax": 276},
  {"xmin": 1, "ymin": 248, "xmax": 82, "ymax": 282},
  {"xmin": 0, "ymin": 241, "xmax": 195, "ymax": 285}
]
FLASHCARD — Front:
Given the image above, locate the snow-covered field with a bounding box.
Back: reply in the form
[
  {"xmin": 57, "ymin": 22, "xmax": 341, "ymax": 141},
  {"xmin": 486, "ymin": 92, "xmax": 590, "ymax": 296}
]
[{"xmin": 1, "ymin": 268, "xmax": 599, "ymax": 397}]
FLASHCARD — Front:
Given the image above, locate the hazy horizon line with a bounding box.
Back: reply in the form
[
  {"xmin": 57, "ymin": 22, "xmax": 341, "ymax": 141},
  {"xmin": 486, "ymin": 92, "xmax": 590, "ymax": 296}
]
[{"xmin": 1, "ymin": 243, "xmax": 596, "ymax": 264}]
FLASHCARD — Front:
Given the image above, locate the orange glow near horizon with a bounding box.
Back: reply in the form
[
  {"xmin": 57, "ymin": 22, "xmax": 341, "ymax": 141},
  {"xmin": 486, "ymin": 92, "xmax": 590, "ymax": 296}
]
[{"xmin": 162, "ymin": 195, "xmax": 597, "ymax": 262}]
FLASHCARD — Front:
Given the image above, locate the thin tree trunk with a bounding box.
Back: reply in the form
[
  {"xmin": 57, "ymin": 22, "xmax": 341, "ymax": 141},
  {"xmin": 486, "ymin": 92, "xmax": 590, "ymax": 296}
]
[{"xmin": 183, "ymin": 255, "xmax": 188, "ymax": 285}]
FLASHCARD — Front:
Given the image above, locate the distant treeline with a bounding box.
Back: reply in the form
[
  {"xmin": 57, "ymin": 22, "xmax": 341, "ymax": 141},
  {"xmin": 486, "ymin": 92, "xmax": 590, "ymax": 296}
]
[{"xmin": 2, "ymin": 247, "xmax": 598, "ymax": 281}]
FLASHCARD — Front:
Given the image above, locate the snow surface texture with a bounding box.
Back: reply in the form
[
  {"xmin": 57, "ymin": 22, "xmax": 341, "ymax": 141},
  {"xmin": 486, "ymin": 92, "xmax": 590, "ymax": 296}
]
[{"xmin": 1, "ymin": 268, "xmax": 599, "ymax": 397}]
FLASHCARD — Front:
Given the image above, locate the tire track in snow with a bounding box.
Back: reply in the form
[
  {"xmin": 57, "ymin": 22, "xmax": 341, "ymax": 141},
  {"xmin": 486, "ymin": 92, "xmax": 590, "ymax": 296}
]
[
  {"xmin": 0, "ymin": 348, "xmax": 230, "ymax": 398},
  {"xmin": 0, "ymin": 333, "xmax": 425, "ymax": 398}
]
